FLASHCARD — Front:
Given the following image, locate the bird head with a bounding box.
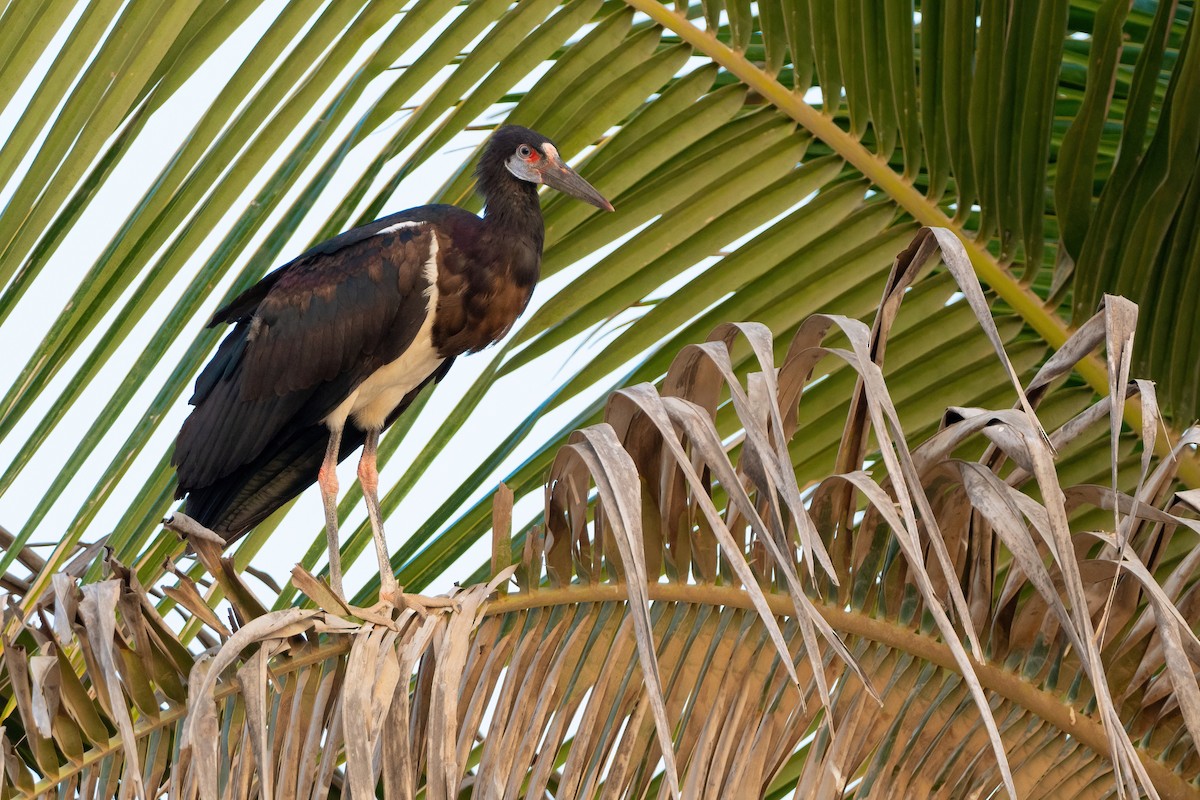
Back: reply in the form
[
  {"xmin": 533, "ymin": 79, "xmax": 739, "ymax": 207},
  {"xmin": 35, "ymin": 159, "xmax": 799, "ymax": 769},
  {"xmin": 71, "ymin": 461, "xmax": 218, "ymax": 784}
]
[{"xmin": 484, "ymin": 125, "xmax": 614, "ymax": 212}]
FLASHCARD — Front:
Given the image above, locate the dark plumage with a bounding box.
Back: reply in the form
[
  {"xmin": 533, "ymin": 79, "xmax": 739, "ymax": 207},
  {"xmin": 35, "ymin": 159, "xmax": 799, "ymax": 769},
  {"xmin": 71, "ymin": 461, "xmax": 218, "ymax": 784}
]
[{"xmin": 172, "ymin": 125, "xmax": 611, "ymax": 598}]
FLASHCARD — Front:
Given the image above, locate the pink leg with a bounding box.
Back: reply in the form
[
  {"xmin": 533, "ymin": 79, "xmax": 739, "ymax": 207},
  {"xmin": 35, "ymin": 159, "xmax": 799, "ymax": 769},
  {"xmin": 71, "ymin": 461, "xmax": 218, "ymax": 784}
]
[
  {"xmin": 359, "ymin": 428, "xmax": 399, "ymax": 601},
  {"xmin": 319, "ymin": 426, "xmax": 344, "ymax": 598}
]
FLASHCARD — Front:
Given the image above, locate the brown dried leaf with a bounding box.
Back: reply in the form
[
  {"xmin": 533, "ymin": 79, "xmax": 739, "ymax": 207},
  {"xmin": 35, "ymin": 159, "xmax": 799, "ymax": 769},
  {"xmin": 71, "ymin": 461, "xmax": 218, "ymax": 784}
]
[{"xmin": 79, "ymin": 580, "xmax": 147, "ymax": 800}]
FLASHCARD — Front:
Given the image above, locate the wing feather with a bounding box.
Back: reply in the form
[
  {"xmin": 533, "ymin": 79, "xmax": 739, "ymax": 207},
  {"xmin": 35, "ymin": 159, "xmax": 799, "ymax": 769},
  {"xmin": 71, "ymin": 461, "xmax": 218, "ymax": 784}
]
[{"xmin": 241, "ymin": 225, "xmax": 433, "ymax": 399}]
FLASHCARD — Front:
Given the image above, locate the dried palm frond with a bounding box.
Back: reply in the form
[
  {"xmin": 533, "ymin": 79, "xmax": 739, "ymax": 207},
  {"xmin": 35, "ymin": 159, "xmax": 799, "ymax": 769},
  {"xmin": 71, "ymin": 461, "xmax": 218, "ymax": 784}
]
[{"xmin": 3, "ymin": 229, "xmax": 1199, "ymax": 799}]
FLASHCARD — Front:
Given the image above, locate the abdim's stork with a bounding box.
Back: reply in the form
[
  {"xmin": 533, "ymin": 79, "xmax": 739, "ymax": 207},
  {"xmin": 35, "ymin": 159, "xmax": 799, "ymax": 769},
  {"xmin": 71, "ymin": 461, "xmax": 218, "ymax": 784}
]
[{"xmin": 172, "ymin": 126, "xmax": 612, "ymax": 601}]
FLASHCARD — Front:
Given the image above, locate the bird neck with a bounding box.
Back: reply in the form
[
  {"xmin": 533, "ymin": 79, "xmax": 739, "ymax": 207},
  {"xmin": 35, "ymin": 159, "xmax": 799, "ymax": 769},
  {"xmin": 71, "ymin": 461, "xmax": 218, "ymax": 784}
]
[{"xmin": 481, "ymin": 178, "xmax": 545, "ymax": 280}]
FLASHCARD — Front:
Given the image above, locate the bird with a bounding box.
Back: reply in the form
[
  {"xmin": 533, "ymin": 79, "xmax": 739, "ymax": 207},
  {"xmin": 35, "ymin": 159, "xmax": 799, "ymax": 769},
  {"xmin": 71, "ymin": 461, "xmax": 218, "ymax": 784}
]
[{"xmin": 171, "ymin": 125, "xmax": 612, "ymax": 603}]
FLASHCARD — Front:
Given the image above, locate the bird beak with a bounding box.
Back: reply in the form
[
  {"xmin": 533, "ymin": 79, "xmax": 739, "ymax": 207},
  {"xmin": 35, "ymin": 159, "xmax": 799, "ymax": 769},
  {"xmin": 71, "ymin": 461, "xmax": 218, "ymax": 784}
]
[{"xmin": 539, "ymin": 156, "xmax": 614, "ymax": 212}]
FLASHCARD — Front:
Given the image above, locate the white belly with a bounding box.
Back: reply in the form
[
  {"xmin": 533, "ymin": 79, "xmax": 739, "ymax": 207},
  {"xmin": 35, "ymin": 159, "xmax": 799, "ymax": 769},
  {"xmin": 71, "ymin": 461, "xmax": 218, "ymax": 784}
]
[{"xmin": 335, "ymin": 321, "xmax": 443, "ymax": 431}]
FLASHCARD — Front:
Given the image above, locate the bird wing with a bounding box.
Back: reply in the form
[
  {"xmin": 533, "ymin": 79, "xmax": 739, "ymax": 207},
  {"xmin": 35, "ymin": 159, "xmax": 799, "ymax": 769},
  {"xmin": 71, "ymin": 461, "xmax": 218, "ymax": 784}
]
[
  {"xmin": 174, "ymin": 219, "xmax": 443, "ymax": 490},
  {"xmin": 241, "ymin": 222, "xmax": 437, "ymax": 399}
]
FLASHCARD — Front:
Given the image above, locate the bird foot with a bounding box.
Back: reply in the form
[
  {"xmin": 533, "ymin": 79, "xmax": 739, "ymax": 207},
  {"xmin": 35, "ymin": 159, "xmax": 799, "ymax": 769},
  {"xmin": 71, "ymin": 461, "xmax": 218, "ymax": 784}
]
[{"xmin": 377, "ymin": 586, "xmax": 458, "ymax": 616}]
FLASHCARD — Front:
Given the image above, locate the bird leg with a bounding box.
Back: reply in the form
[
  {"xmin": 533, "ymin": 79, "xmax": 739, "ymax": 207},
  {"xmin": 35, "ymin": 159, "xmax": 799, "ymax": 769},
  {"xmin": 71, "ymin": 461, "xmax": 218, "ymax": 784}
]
[
  {"xmin": 318, "ymin": 426, "xmax": 345, "ymax": 599},
  {"xmin": 359, "ymin": 428, "xmax": 400, "ymax": 603}
]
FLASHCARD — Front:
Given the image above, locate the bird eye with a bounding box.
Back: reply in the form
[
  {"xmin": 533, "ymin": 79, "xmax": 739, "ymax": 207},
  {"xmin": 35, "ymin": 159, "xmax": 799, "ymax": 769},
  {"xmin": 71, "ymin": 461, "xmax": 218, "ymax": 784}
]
[{"xmin": 517, "ymin": 144, "xmax": 534, "ymax": 160}]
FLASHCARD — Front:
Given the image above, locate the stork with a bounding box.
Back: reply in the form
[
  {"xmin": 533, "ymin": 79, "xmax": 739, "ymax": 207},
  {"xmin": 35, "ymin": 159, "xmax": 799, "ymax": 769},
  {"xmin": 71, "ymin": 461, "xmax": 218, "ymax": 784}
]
[{"xmin": 172, "ymin": 125, "xmax": 612, "ymax": 602}]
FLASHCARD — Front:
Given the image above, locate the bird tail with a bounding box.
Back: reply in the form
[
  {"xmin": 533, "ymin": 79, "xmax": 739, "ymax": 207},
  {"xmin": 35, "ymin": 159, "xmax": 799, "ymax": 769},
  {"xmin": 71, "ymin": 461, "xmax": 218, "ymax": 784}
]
[{"xmin": 183, "ymin": 423, "xmax": 367, "ymax": 541}]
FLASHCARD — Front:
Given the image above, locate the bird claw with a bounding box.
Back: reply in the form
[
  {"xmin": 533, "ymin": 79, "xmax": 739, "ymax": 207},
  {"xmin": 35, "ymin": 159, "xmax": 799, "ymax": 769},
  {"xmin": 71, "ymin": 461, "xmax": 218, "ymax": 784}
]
[{"xmin": 377, "ymin": 587, "xmax": 459, "ymax": 617}]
